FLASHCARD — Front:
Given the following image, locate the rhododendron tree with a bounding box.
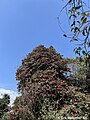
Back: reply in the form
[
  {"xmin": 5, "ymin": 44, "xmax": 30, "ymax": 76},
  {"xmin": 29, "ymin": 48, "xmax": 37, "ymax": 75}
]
[
  {"xmin": 8, "ymin": 45, "xmax": 90, "ymax": 120},
  {"xmin": 13, "ymin": 45, "xmax": 73, "ymax": 119},
  {"xmin": 16, "ymin": 45, "xmax": 72, "ymax": 102}
]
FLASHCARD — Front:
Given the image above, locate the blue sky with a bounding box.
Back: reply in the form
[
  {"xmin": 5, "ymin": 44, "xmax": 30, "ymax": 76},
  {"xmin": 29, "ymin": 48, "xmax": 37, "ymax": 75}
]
[{"xmin": 0, "ymin": 0, "xmax": 76, "ymax": 92}]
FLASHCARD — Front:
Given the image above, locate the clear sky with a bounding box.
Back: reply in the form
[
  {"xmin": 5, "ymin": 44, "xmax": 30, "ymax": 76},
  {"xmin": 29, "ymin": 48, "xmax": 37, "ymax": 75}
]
[{"xmin": 0, "ymin": 0, "xmax": 76, "ymax": 92}]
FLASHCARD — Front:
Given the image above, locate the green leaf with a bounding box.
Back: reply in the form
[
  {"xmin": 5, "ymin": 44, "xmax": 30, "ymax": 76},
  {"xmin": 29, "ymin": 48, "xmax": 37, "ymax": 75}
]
[
  {"xmin": 63, "ymin": 34, "xmax": 67, "ymax": 37},
  {"xmin": 74, "ymin": 27, "xmax": 80, "ymax": 32},
  {"xmin": 71, "ymin": 27, "xmax": 75, "ymax": 32},
  {"xmin": 73, "ymin": 14, "xmax": 77, "ymax": 18},
  {"xmin": 75, "ymin": 5, "xmax": 82, "ymax": 10},
  {"xmin": 82, "ymin": 30, "xmax": 86, "ymax": 36},
  {"xmin": 86, "ymin": 13, "xmax": 90, "ymax": 17},
  {"xmin": 82, "ymin": 12, "xmax": 86, "ymax": 17},
  {"xmin": 88, "ymin": 42, "xmax": 90, "ymax": 47},
  {"xmin": 71, "ymin": 21, "xmax": 75, "ymax": 27},
  {"xmin": 82, "ymin": 50, "xmax": 87, "ymax": 55},
  {"xmin": 77, "ymin": 12, "xmax": 80, "ymax": 15},
  {"xmin": 69, "ymin": 15, "xmax": 72, "ymax": 19},
  {"xmin": 82, "ymin": 18, "xmax": 87, "ymax": 25},
  {"xmin": 73, "ymin": 38, "xmax": 78, "ymax": 41},
  {"xmin": 78, "ymin": 47, "xmax": 82, "ymax": 50},
  {"xmin": 81, "ymin": 16, "xmax": 85, "ymax": 21},
  {"xmin": 77, "ymin": 21, "xmax": 80, "ymax": 24}
]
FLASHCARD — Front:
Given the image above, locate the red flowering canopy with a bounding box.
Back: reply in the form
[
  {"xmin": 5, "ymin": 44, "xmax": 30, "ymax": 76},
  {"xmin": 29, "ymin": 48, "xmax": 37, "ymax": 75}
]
[{"xmin": 16, "ymin": 45, "xmax": 70, "ymax": 101}]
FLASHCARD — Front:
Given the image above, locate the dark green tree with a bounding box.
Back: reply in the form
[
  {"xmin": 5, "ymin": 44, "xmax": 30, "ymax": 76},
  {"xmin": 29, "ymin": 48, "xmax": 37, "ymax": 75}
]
[{"xmin": 0, "ymin": 94, "xmax": 10, "ymax": 119}]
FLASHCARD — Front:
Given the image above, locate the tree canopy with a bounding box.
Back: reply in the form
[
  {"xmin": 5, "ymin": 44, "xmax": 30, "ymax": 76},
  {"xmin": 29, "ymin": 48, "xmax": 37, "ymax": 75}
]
[
  {"xmin": 0, "ymin": 94, "xmax": 10, "ymax": 119},
  {"xmin": 7, "ymin": 45, "xmax": 90, "ymax": 120}
]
